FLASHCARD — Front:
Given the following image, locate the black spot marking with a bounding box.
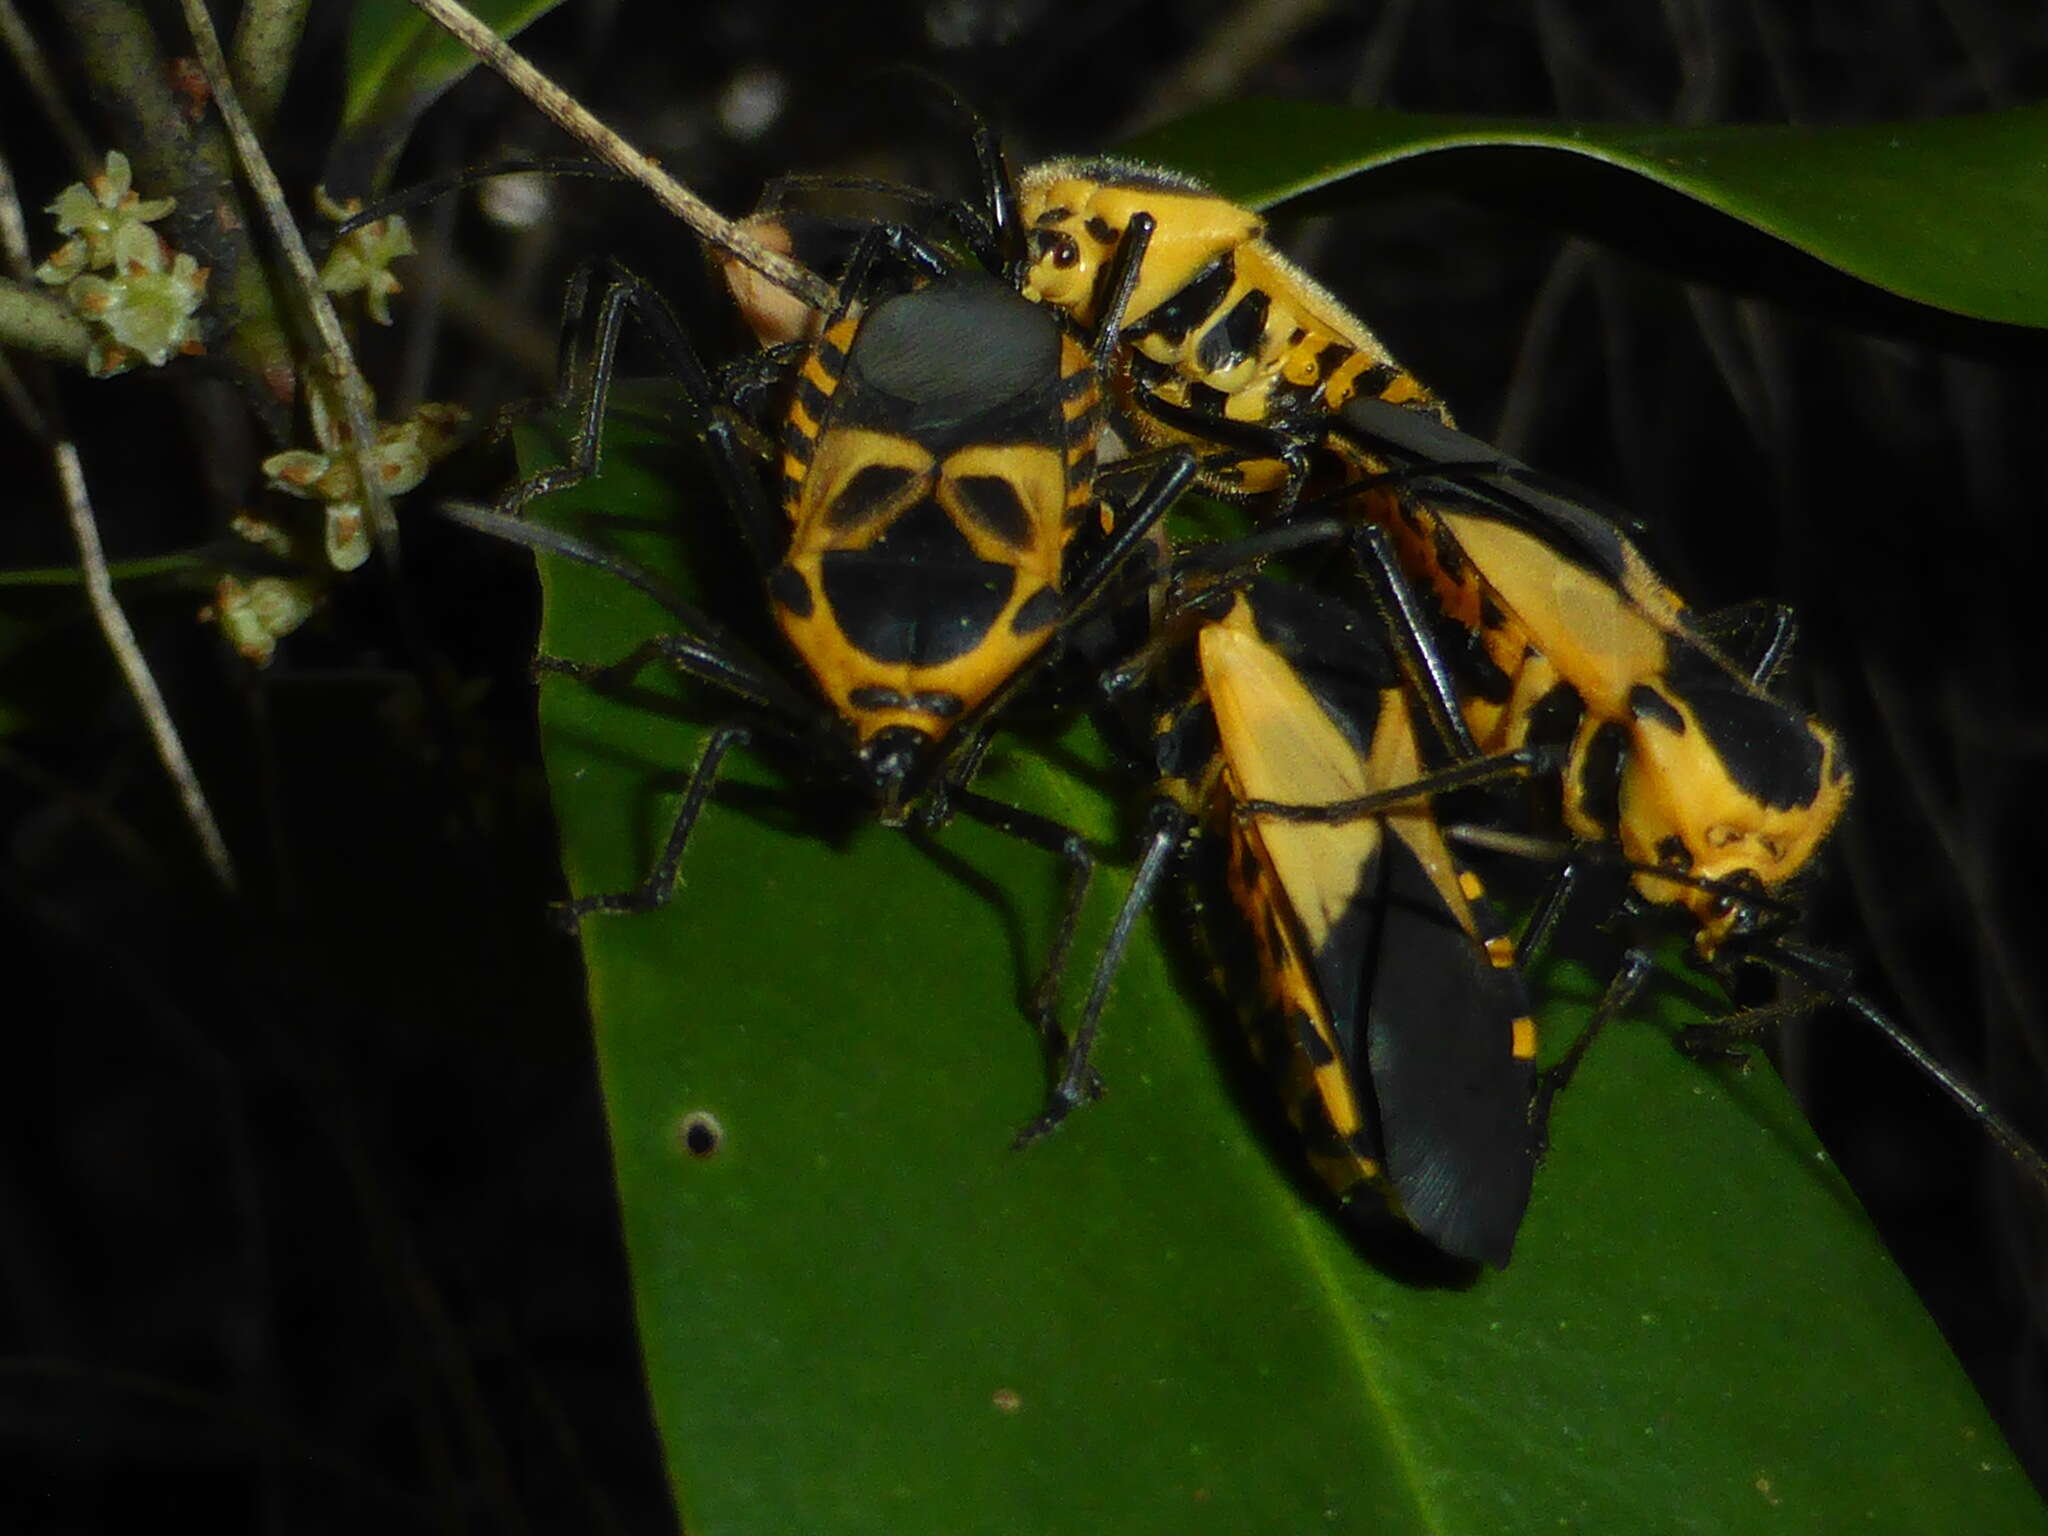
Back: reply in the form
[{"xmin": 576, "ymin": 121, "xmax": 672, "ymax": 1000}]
[
  {"xmin": 1664, "ymin": 642, "xmax": 1827, "ymax": 810},
  {"xmin": 951, "ymin": 474, "xmax": 1034, "ymax": 548},
  {"xmin": 1522, "ymin": 685, "xmax": 1575, "ymax": 744},
  {"xmin": 1083, "ymin": 215, "xmax": 1116, "ymax": 244},
  {"xmin": 1010, "ymin": 585, "xmax": 1062, "ymax": 636},
  {"xmin": 1139, "ymin": 253, "xmax": 1235, "ymax": 347},
  {"xmin": 1430, "ymin": 521, "xmax": 1466, "ymax": 582},
  {"xmin": 1263, "ymin": 905, "xmax": 1288, "ymax": 962},
  {"xmin": 767, "ymin": 564, "xmax": 813, "ymax": 618},
  {"xmin": 1577, "ymin": 722, "xmax": 1628, "ymax": 831},
  {"xmin": 1628, "ymin": 684, "xmax": 1686, "ymax": 734},
  {"xmin": 1459, "ymin": 631, "xmax": 1514, "ymax": 705},
  {"xmin": 1478, "ymin": 594, "xmax": 1505, "ymax": 631},
  {"xmin": 821, "ymin": 499, "xmax": 1016, "ymax": 667},
  {"xmin": 677, "ymin": 1111, "xmax": 723, "ymax": 1159},
  {"xmin": 1292, "ymin": 1008, "xmax": 1336, "ymax": 1067},
  {"xmin": 849, "ymin": 686, "xmax": 907, "ymax": 711},
  {"xmin": 1354, "ymin": 361, "xmax": 1400, "ymax": 399},
  {"xmin": 1656, "ymin": 836, "xmax": 1693, "ymax": 871},
  {"xmin": 1196, "ymin": 288, "xmax": 1270, "ymax": 377},
  {"xmin": 910, "ymin": 691, "xmax": 964, "ymax": 719},
  {"xmin": 823, "ymin": 463, "xmax": 919, "ymax": 532}
]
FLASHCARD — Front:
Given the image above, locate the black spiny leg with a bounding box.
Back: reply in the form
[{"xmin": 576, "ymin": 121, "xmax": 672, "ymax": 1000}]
[
  {"xmin": 551, "ymin": 723, "xmax": 757, "ymax": 929},
  {"xmin": 944, "ymin": 788, "xmax": 1110, "ymax": 1129},
  {"xmin": 502, "ymin": 265, "xmax": 709, "ymax": 512},
  {"xmin": 1013, "ymin": 799, "xmax": 1188, "ymax": 1148},
  {"xmin": 1531, "ymin": 944, "xmax": 1656, "ymax": 1157},
  {"xmin": 1347, "ymin": 522, "xmax": 1484, "ymax": 768},
  {"xmin": 497, "ymin": 261, "xmax": 796, "ymax": 579}
]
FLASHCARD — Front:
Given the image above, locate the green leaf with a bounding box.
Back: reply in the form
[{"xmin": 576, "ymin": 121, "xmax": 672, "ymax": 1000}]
[
  {"xmin": 1126, "ymin": 100, "xmax": 2048, "ymax": 329},
  {"xmin": 341, "ymin": 0, "xmax": 567, "ymax": 143},
  {"xmin": 506, "ymin": 390, "xmax": 2045, "ymax": 1533},
  {"xmin": 0, "ymin": 551, "xmax": 210, "ymax": 588}
]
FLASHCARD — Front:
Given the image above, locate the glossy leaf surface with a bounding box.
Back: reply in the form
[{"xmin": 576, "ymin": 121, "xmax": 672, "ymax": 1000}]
[
  {"xmin": 342, "ymin": 0, "xmax": 567, "ymax": 141},
  {"xmin": 510, "ymin": 378, "xmax": 2043, "ymax": 1532},
  {"xmin": 1129, "ymin": 100, "xmax": 2048, "ymax": 328}
]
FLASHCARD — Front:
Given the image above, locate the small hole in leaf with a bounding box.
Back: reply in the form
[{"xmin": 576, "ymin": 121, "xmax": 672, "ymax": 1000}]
[{"xmin": 677, "ymin": 1111, "xmax": 723, "ymax": 1159}]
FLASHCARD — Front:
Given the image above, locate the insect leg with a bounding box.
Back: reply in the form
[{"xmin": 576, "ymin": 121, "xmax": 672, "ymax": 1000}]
[
  {"xmin": 1124, "ymin": 388, "xmax": 1315, "ymax": 514},
  {"xmin": 1530, "ymin": 945, "xmax": 1658, "ymax": 1154},
  {"xmin": 1727, "ymin": 943, "xmax": 2048, "ymax": 1195},
  {"xmin": 1347, "ymin": 521, "xmax": 1485, "ymax": 767},
  {"xmin": 437, "ymin": 499, "xmax": 809, "ymax": 719},
  {"xmin": 1060, "ymin": 448, "xmax": 1199, "ymax": 622},
  {"xmin": 493, "ymin": 263, "xmax": 796, "ymax": 573},
  {"xmin": 1235, "ymin": 744, "xmax": 1554, "ymax": 825},
  {"xmin": 943, "ymin": 787, "xmax": 1119, "ymax": 1134},
  {"xmin": 552, "ymin": 722, "xmax": 759, "ymax": 929},
  {"xmin": 1012, "ymin": 798, "xmax": 1190, "ymax": 1148}
]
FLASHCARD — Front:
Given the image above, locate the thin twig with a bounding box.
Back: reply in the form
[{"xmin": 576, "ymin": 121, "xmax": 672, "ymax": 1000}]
[
  {"xmin": 0, "ymin": 278, "xmax": 91, "ymax": 366},
  {"xmin": 52, "ymin": 439, "xmax": 238, "ymax": 892},
  {"xmin": 403, "ymin": 0, "xmax": 833, "ymax": 311},
  {"xmin": 176, "ymin": 0, "xmax": 400, "ymax": 564},
  {"xmin": 0, "ymin": 138, "xmax": 33, "ymax": 276},
  {"xmin": 0, "ymin": 0, "xmax": 99, "ymax": 176}
]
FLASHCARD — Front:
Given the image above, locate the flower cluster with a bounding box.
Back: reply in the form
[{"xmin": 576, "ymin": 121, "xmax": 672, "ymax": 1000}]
[
  {"xmin": 206, "ymin": 398, "xmax": 468, "ymax": 665},
  {"xmin": 261, "ymin": 395, "xmax": 468, "ymax": 572},
  {"xmin": 35, "ymin": 151, "xmax": 207, "ymax": 377},
  {"xmin": 315, "ymin": 187, "xmax": 415, "ymax": 327}
]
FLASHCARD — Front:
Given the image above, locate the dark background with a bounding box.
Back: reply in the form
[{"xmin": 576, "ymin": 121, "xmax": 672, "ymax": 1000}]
[{"xmin": 3, "ymin": 0, "xmax": 2046, "ymax": 1528}]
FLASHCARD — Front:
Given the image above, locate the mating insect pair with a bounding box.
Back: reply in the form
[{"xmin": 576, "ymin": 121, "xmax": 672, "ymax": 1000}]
[{"xmin": 429, "ymin": 107, "xmax": 2047, "ymax": 1267}]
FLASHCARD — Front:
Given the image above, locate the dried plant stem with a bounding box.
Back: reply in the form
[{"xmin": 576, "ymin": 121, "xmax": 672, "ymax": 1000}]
[
  {"xmin": 52, "ymin": 440, "xmax": 238, "ymax": 891},
  {"xmin": 0, "ymin": 279, "xmax": 92, "ymax": 366},
  {"xmin": 176, "ymin": 0, "xmax": 399, "ymax": 562},
  {"xmin": 404, "ymin": 0, "xmax": 834, "ymax": 311}
]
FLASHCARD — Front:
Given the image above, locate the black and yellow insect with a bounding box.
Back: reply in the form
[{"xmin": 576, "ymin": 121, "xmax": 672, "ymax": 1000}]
[
  {"xmin": 1014, "ymin": 158, "xmax": 1451, "ymax": 501},
  {"xmin": 1090, "ymin": 572, "xmax": 1539, "ymax": 1264},
  {"xmin": 983, "ymin": 152, "xmax": 1855, "ymax": 954},
  {"xmin": 1313, "ymin": 400, "xmax": 1854, "ymax": 964},
  {"xmin": 713, "ymin": 110, "xmax": 2048, "ymax": 1202},
  {"xmin": 448, "ymin": 224, "xmax": 1195, "ymax": 1125},
  {"xmin": 727, "ymin": 141, "xmax": 1449, "ymax": 501}
]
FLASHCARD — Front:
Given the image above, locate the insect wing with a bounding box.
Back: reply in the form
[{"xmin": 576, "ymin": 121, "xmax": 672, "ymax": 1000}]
[{"xmin": 1201, "ymin": 586, "xmax": 1536, "ymax": 1264}]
